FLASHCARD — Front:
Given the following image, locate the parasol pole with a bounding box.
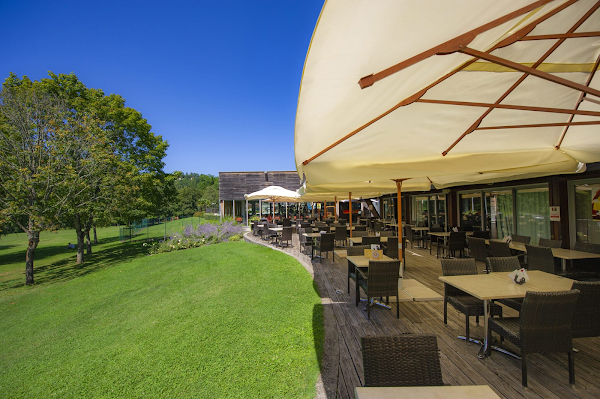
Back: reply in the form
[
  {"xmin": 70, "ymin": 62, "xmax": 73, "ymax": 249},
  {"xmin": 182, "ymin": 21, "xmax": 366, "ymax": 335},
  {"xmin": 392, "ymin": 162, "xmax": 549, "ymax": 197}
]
[
  {"xmin": 349, "ymin": 192, "xmax": 353, "ymax": 238},
  {"xmin": 335, "ymin": 196, "xmax": 338, "ymax": 221},
  {"xmin": 246, "ymin": 199, "xmax": 249, "ymax": 226},
  {"xmin": 286, "ymin": 202, "xmax": 288, "ymax": 218},
  {"xmin": 395, "ymin": 180, "xmax": 406, "ymax": 275}
]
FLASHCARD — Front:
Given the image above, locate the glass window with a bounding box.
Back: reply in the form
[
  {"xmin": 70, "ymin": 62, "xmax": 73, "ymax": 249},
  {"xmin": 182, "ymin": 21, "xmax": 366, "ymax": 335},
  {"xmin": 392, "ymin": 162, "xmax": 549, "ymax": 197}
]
[
  {"xmin": 516, "ymin": 187, "xmax": 550, "ymax": 244},
  {"xmin": 490, "ymin": 190, "xmax": 513, "ymax": 239},
  {"xmin": 574, "ymin": 182, "xmax": 600, "ymax": 244},
  {"xmin": 459, "ymin": 193, "xmax": 482, "ymax": 231},
  {"xmin": 414, "ymin": 196, "xmax": 429, "ymax": 227}
]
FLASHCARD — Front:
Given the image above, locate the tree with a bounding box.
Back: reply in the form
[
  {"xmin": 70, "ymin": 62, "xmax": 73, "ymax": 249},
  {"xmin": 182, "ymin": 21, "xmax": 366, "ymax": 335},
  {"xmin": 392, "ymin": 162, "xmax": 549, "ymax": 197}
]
[{"xmin": 0, "ymin": 75, "xmax": 104, "ymax": 283}]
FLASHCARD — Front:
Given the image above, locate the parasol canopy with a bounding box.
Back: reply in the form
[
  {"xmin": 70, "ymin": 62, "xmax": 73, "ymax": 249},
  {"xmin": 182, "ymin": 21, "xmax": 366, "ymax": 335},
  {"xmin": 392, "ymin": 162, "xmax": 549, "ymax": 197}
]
[
  {"xmin": 295, "ymin": 0, "xmax": 600, "ymax": 192},
  {"xmin": 244, "ymin": 186, "xmax": 301, "ymax": 202}
]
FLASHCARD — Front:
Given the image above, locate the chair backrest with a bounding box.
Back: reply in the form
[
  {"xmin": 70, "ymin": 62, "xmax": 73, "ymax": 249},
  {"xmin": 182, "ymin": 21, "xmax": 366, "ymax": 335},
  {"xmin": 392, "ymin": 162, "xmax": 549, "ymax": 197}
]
[
  {"xmin": 571, "ymin": 281, "xmax": 600, "ymax": 339},
  {"xmin": 448, "ymin": 231, "xmax": 466, "ymax": 251},
  {"xmin": 347, "ymin": 245, "xmax": 370, "ymax": 256},
  {"xmin": 538, "ymin": 238, "xmax": 562, "ymax": 248},
  {"xmin": 406, "ymin": 228, "xmax": 414, "ymax": 241},
  {"xmin": 300, "ymin": 222, "xmax": 311, "ymax": 229},
  {"xmin": 379, "ymin": 230, "xmax": 394, "ymax": 237},
  {"xmin": 385, "ymin": 237, "xmax": 399, "ymax": 259},
  {"xmin": 573, "ymin": 241, "xmax": 600, "ymax": 254},
  {"xmin": 281, "ymin": 226, "xmax": 293, "ymax": 240},
  {"xmin": 472, "ymin": 230, "xmax": 491, "ymax": 239},
  {"xmin": 361, "ymin": 334, "xmax": 443, "ymax": 387},
  {"xmin": 429, "ymin": 226, "xmax": 444, "ymax": 233},
  {"xmin": 366, "ymin": 260, "xmax": 401, "ymax": 297},
  {"xmin": 362, "ymin": 236, "xmax": 381, "ymax": 246},
  {"xmin": 318, "ymin": 226, "xmax": 331, "ymax": 233},
  {"xmin": 374, "ymin": 221, "xmax": 384, "ymax": 231},
  {"xmin": 353, "ymin": 230, "xmax": 368, "ymax": 237},
  {"xmin": 441, "ymin": 258, "xmax": 477, "ymax": 297},
  {"xmin": 525, "ymin": 244, "xmax": 555, "ymax": 274},
  {"xmin": 520, "ymin": 290, "xmax": 580, "ymax": 354},
  {"xmin": 486, "ymin": 256, "xmax": 521, "ymax": 273},
  {"xmin": 355, "ymin": 225, "xmax": 367, "ymax": 231},
  {"xmin": 319, "ymin": 233, "xmax": 335, "ymax": 250},
  {"xmin": 282, "ymin": 218, "xmax": 292, "ymax": 227},
  {"xmin": 511, "ymin": 234, "xmax": 531, "ymax": 244},
  {"xmin": 489, "ymin": 240, "xmax": 512, "ymax": 257},
  {"xmin": 467, "ymin": 237, "xmax": 488, "ymax": 262},
  {"xmin": 335, "ymin": 227, "xmax": 348, "ymax": 240}
]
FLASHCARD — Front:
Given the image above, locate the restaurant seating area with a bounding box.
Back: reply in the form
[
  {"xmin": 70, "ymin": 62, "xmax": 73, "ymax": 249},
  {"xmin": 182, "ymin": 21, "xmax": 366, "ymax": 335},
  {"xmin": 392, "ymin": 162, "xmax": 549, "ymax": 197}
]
[{"xmin": 244, "ymin": 229, "xmax": 600, "ymax": 399}]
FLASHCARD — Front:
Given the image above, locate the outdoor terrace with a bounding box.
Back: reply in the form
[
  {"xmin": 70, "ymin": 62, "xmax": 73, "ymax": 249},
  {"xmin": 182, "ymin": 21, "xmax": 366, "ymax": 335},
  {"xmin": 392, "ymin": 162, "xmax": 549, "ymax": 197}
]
[{"xmin": 245, "ymin": 231, "xmax": 600, "ymax": 399}]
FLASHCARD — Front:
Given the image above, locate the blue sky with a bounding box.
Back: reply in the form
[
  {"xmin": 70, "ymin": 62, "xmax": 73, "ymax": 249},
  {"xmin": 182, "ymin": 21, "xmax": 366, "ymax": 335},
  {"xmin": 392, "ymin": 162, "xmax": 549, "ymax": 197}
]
[{"xmin": 0, "ymin": 0, "xmax": 324, "ymax": 176}]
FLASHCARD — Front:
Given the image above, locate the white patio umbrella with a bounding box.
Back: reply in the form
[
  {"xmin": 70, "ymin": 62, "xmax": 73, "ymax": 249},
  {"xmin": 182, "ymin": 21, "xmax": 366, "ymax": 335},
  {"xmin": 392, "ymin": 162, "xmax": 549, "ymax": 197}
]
[
  {"xmin": 294, "ymin": 0, "xmax": 600, "ymax": 265},
  {"xmin": 245, "ymin": 186, "xmax": 301, "ymax": 221}
]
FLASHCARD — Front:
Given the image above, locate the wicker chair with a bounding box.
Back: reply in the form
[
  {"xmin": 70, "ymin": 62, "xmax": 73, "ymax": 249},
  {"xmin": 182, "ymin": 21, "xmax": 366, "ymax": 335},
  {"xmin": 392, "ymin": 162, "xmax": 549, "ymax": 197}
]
[
  {"xmin": 511, "ymin": 234, "xmax": 531, "ymax": 244},
  {"xmin": 573, "ymin": 241, "xmax": 600, "ymax": 254},
  {"xmin": 362, "ymin": 236, "xmax": 381, "ymax": 246},
  {"xmin": 334, "ymin": 227, "xmax": 348, "ymax": 247},
  {"xmin": 427, "ymin": 226, "xmax": 444, "ymax": 255},
  {"xmin": 282, "ymin": 218, "xmax": 292, "ymax": 227},
  {"xmin": 378, "ymin": 230, "xmax": 395, "ymax": 237},
  {"xmin": 437, "ymin": 231, "xmax": 466, "ymax": 258},
  {"xmin": 467, "ymin": 237, "xmax": 489, "ymax": 271},
  {"xmin": 487, "ymin": 290, "xmax": 580, "ymax": 387},
  {"xmin": 472, "ymin": 230, "xmax": 491, "ymax": 239},
  {"xmin": 347, "ymin": 245, "xmax": 370, "ymax": 293},
  {"xmin": 277, "ymin": 226, "xmax": 293, "ymax": 248},
  {"xmin": 298, "ymin": 228, "xmax": 313, "ymax": 257},
  {"xmin": 525, "ymin": 244, "xmax": 555, "ymax": 274},
  {"xmin": 314, "ymin": 232, "xmax": 335, "ymax": 261},
  {"xmin": 361, "ymin": 334, "xmax": 443, "ymax": 387},
  {"xmin": 356, "ymin": 260, "xmax": 401, "ymax": 319},
  {"xmin": 538, "ymin": 238, "xmax": 562, "ymax": 248},
  {"xmin": 571, "ymin": 281, "xmax": 600, "ymax": 339},
  {"xmin": 352, "ymin": 230, "xmax": 369, "ymax": 237},
  {"xmin": 488, "ymin": 240, "xmax": 513, "ymax": 257},
  {"xmin": 355, "ymin": 225, "xmax": 368, "ymax": 232},
  {"xmin": 384, "ymin": 237, "xmax": 398, "ymax": 259},
  {"xmin": 406, "ymin": 228, "xmax": 423, "ymax": 249},
  {"xmin": 486, "ymin": 256, "xmax": 524, "ymax": 312},
  {"xmin": 441, "ymin": 258, "xmax": 502, "ymax": 342}
]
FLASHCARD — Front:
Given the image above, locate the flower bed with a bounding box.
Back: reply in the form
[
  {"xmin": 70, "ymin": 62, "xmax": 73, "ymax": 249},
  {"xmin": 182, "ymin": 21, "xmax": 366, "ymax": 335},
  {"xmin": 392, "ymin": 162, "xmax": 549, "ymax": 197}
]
[{"xmin": 147, "ymin": 220, "xmax": 244, "ymax": 255}]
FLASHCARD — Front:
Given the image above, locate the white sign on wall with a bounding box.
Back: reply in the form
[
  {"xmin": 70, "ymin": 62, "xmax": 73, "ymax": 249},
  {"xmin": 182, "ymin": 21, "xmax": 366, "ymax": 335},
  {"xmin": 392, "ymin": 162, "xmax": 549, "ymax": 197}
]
[{"xmin": 550, "ymin": 206, "xmax": 560, "ymax": 222}]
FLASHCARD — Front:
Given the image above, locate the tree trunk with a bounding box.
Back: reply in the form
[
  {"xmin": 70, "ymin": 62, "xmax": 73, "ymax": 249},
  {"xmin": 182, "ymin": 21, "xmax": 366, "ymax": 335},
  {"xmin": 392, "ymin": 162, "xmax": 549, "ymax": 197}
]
[
  {"xmin": 93, "ymin": 225, "xmax": 98, "ymax": 245},
  {"xmin": 74, "ymin": 214, "xmax": 85, "ymax": 264},
  {"xmin": 25, "ymin": 229, "xmax": 40, "ymax": 285},
  {"xmin": 86, "ymin": 231, "xmax": 92, "ymax": 255}
]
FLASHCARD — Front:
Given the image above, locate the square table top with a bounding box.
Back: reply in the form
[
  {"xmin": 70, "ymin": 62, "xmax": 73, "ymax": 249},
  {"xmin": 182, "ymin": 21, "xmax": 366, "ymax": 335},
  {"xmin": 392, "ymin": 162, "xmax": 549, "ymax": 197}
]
[
  {"xmin": 439, "ymin": 270, "xmax": 574, "ymax": 301},
  {"xmin": 347, "ymin": 254, "xmax": 393, "ymax": 268},
  {"xmin": 355, "ymin": 385, "xmax": 500, "ymax": 399},
  {"xmin": 349, "ymin": 236, "xmax": 389, "ymax": 245},
  {"xmin": 429, "ymin": 231, "xmax": 474, "ymax": 237},
  {"xmin": 488, "ymin": 240, "xmax": 600, "ymax": 260}
]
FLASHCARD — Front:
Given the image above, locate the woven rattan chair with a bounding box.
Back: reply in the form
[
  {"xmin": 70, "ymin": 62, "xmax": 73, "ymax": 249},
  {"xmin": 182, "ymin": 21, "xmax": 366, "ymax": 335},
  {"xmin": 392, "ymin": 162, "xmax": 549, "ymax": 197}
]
[
  {"xmin": 573, "ymin": 241, "xmax": 600, "ymax": 254},
  {"xmin": 538, "ymin": 238, "xmax": 562, "ymax": 248},
  {"xmin": 361, "ymin": 334, "xmax": 443, "ymax": 387},
  {"xmin": 488, "ymin": 290, "xmax": 580, "ymax": 387},
  {"xmin": 314, "ymin": 232, "xmax": 335, "ymax": 261},
  {"xmin": 438, "ymin": 231, "xmax": 466, "ymax": 258},
  {"xmin": 299, "ymin": 228, "xmax": 313, "ymax": 257},
  {"xmin": 467, "ymin": 237, "xmax": 489, "ymax": 271},
  {"xmin": 334, "ymin": 227, "xmax": 348, "ymax": 247},
  {"xmin": 525, "ymin": 244, "xmax": 555, "ymax": 274},
  {"xmin": 472, "ymin": 230, "xmax": 491, "ymax": 239},
  {"xmin": 511, "ymin": 234, "xmax": 531, "ymax": 244},
  {"xmin": 355, "ymin": 225, "xmax": 368, "ymax": 232},
  {"xmin": 282, "ymin": 218, "xmax": 292, "ymax": 227},
  {"xmin": 486, "ymin": 256, "xmax": 524, "ymax": 312},
  {"xmin": 277, "ymin": 226, "xmax": 293, "ymax": 248},
  {"xmin": 384, "ymin": 237, "xmax": 398, "ymax": 259},
  {"xmin": 347, "ymin": 245, "xmax": 370, "ymax": 293},
  {"xmin": 488, "ymin": 240, "xmax": 512, "ymax": 257},
  {"xmin": 571, "ymin": 281, "xmax": 600, "ymax": 339},
  {"xmin": 378, "ymin": 230, "xmax": 394, "ymax": 237},
  {"xmin": 407, "ymin": 228, "xmax": 423, "ymax": 249},
  {"xmin": 427, "ymin": 226, "xmax": 444, "ymax": 254},
  {"xmin": 362, "ymin": 236, "xmax": 381, "ymax": 246},
  {"xmin": 356, "ymin": 260, "xmax": 401, "ymax": 319},
  {"xmin": 441, "ymin": 258, "xmax": 502, "ymax": 342},
  {"xmin": 352, "ymin": 230, "xmax": 368, "ymax": 237}
]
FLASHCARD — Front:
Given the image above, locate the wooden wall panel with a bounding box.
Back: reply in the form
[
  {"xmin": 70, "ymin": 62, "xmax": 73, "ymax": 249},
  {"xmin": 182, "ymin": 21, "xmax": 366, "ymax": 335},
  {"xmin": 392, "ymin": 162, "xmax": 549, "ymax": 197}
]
[{"xmin": 219, "ymin": 171, "xmax": 302, "ymax": 201}]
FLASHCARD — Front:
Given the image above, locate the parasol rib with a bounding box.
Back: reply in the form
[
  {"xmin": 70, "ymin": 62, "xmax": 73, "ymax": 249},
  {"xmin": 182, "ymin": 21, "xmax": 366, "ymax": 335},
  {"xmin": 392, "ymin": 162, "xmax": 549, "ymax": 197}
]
[
  {"xmin": 358, "ymin": 0, "xmax": 555, "ymax": 89},
  {"xmin": 416, "ymin": 99, "xmax": 600, "ymax": 117},
  {"xmin": 476, "ymin": 121, "xmax": 600, "ymax": 130},
  {"xmin": 521, "ymin": 31, "xmax": 600, "ymax": 40}
]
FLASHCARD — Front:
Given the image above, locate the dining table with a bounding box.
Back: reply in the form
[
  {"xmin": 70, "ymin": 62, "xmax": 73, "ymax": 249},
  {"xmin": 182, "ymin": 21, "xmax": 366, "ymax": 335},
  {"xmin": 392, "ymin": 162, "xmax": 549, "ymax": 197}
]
[
  {"xmin": 355, "ymin": 385, "xmax": 501, "ymax": 399},
  {"xmin": 348, "ymin": 236, "xmax": 389, "ymax": 246},
  {"xmin": 488, "ymin": 239, "xmax": 600, "ymax": 272},
  {"xmin": 439, "ymin": 270, "xmax": 574, "ymax": 359}
]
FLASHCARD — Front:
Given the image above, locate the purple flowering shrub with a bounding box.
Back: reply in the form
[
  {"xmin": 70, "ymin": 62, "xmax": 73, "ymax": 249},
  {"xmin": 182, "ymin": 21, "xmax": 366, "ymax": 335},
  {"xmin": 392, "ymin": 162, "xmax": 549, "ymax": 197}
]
[{"xmin": 148, "ymin": 220, "xmax": 245, "ymax": 255}]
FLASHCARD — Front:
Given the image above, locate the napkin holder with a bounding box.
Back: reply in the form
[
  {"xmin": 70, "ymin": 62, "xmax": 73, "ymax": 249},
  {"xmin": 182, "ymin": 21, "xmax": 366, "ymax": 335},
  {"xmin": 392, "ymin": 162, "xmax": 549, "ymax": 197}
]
[{"xmin": 508, "ymin": 268, "xmax": 529, "ymax": 285}]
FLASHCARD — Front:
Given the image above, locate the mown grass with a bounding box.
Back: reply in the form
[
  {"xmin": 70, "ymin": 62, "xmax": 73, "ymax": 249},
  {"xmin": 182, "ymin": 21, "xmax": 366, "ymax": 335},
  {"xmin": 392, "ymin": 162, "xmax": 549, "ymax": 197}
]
[
  {"xmin": 0, "ymin": 241, "xmax": 323, "ymax": 398},
  {"xmin": 0, "ymin": 218, "xmax": 201, "ymax": 299}
]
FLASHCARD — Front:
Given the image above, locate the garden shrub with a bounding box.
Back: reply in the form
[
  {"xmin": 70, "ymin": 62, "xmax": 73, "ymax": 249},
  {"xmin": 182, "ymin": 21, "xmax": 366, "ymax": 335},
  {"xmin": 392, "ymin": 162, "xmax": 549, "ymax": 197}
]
[{"xmin": 147, "ymin": 220, "xmax": 244, "ymax": 255}]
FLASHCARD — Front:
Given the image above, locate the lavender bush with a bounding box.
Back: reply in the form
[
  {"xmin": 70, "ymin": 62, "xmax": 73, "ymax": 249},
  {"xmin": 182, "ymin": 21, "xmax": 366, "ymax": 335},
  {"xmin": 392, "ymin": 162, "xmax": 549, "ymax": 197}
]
[{"xmin": 147, "ymin": 220, "xmax": 245, "ymax": 255}]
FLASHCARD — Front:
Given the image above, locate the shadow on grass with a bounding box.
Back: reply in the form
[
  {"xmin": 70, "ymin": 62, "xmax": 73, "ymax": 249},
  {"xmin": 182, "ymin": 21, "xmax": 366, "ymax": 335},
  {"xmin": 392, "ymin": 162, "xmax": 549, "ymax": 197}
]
[{"xmin": 0, "ymin": 237, "xmax": 151, "ymax": 292}]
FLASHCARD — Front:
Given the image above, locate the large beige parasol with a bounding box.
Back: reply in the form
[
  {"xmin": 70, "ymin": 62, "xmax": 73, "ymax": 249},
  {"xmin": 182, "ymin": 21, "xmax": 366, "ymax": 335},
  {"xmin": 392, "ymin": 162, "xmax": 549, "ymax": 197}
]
[{"xmin": 294, "ymin": 0, "xmax": 600, "ymax": 264}]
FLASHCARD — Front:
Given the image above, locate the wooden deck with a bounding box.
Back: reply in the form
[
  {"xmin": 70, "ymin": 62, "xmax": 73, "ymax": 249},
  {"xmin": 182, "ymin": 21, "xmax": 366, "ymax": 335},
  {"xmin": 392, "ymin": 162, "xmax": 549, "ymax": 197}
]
[{"xmin": 245, "ymin": 232, "xmax": 600, "ymax": 399}]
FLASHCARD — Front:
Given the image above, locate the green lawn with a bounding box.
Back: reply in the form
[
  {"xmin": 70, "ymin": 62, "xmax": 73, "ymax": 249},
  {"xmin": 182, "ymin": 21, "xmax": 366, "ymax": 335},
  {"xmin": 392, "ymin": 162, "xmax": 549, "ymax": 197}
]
[{"xmin": 0, "ymin": 227, "xmax": 324, "ymax": 398}]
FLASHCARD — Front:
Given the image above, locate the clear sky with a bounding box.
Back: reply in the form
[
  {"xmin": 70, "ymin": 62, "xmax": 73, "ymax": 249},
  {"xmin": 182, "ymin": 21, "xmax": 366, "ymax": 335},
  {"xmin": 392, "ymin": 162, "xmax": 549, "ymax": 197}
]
[{"xmin": 0, "ymin": 0, "xmax": 324, "ymax": 176}]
